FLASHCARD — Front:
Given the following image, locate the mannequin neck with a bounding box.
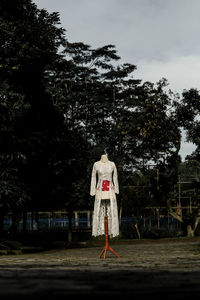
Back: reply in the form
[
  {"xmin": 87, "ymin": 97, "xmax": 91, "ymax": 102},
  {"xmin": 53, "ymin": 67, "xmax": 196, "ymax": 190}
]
[{"xmin": 101, "ymin": 154, "xmax": 108, "ymax": 163}]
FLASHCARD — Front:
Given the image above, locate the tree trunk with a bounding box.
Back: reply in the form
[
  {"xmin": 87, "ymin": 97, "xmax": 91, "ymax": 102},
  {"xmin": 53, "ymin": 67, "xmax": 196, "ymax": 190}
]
[
  {"xmin": 9, "ymin": 209, "xmax": 20, "ymax": 234},
  {"xmin": 187, "ymin": 224, "xmax": 195, "ymax": 237},
  {"xmin": 67, "ymin": 212, "xmax": 73, "ymax": 244},
  {"xmin": 35, "ymin": 211, "xmax": 39, "ymax": 231},
  {"xmin": 187, "ymin": 212, "xmax": 200, "ymax": 237},
  {"xmin": 0, "ymin": 211, "xmax": 5, "ymax": 234},
  {"xmin": 31, "ymin": 211, "xmax": 34, "ymax": 230},
  {"xmin": 157, "ymin": 208, "xmax": 160, "ymax": 229},
  {"xmin": 22, "ymin": 210, "xmax": 27, "ymax": 233},
  {"xmin": 149, "ymin": 215, "xmax": 152, "ymax": 229},
  {"xmin": 135, "ymin": 222, "xmax": 141, "ymax": 239}
]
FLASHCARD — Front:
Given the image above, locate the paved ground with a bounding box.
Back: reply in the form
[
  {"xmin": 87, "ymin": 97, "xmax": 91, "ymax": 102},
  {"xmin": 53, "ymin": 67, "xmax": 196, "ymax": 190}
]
[{"xmin": 1, "ymin": 238, "xmax": 200, "ymax": 299}]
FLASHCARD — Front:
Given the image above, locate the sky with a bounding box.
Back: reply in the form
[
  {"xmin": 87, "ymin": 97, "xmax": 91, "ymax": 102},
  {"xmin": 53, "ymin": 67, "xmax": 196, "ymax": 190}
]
[{"xmin": 33, "ymin": 0, "xmax": 200, "ymax": 160}]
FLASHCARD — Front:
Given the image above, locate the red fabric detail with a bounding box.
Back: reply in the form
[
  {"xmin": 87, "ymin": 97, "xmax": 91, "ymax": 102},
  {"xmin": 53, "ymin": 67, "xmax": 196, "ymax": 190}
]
[{"xmin": 102, "ymin": 180, "xmax": 110, "ymax": 191}]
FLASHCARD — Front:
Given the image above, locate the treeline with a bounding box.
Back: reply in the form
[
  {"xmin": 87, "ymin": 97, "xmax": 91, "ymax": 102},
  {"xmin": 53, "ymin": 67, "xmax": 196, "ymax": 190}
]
[{"xmin": 1, "ymin": 0, "xmax": 200, "ymax": 237}]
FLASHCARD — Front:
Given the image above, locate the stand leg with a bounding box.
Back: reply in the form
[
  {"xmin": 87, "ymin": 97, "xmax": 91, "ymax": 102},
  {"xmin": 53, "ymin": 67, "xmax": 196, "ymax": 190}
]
[
  {"xmin": 108, "ymin": 246, "xmax": 120, "ymax": 258},
  {"xmin": 99, "ymin": 216, "xmax": 120, "ymax": 259},
  {"xmin": 99, "ymin": 247, "xmax": 105, "ymax": 258}
]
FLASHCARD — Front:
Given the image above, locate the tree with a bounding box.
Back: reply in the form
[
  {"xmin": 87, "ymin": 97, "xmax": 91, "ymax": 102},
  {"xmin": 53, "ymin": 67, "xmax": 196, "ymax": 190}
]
[
  {"xmin": 0, "ymin": 0, "xmax": 69, "ymax": 232},
  {"xmin": 121, "ymin": 78, "xmax": 181, "ymax": 171},
  {"xmin": 171, "ymin": 89, "xmax": 200, "ymax": 236},
  {"xmin": 176, "ymin": 88, "xmax": 200, "ymax": 160}
]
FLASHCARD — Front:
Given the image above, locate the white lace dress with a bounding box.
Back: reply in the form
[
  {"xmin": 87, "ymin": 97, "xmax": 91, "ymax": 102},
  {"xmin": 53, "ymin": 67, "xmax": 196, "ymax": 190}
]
[{"xmin": 90, "ymin": 160, "xmax": 119, "ymax": 237}]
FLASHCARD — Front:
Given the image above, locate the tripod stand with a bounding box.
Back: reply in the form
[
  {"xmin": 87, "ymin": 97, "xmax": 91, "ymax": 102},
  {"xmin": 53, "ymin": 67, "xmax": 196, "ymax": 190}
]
[{"xmin": 99, "ymin": 199, "xmax": 120, "ymax": 259}]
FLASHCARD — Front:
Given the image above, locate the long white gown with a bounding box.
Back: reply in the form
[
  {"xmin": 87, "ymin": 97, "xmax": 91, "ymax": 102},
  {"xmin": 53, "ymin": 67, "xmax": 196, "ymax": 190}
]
[{"xmin": 90, "ymin": 160, "xmax": 119, "ymax": 237}]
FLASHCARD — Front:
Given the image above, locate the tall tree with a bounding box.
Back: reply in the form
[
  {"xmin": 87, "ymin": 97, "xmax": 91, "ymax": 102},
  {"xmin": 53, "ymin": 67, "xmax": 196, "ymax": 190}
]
[
  {"xmin": 170, "ymin": 89, "xmax": 200, "ymax": 236},
  {"xmin": 0, "ymin": 0, "xmax": 68, "ymax": 231},
  {"xmin": 176, "ymin": 88, "xmax": 200, "ymax": 159}
]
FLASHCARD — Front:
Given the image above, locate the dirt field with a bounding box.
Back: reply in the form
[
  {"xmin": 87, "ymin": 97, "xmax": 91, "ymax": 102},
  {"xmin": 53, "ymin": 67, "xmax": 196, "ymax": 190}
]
[{"xmin": 1, "ymin": 237, "xmax": 200, "ymax": 299}]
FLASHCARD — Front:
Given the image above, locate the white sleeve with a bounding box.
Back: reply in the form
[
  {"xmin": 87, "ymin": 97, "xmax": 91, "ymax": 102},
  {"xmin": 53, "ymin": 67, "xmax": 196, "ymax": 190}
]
[
  {"xmin": 113, "ymin": 163, "xmax": 119, "ymax": 194},
  {"xmin": 90, "ymin": 163, "xmax": 97, "ymax": 196}
]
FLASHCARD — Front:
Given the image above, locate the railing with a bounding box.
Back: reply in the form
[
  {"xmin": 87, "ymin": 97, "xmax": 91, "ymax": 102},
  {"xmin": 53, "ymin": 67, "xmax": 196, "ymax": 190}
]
[{"xmin": 3, "ymin": 213, "xmax": 180, "ymax": 232}]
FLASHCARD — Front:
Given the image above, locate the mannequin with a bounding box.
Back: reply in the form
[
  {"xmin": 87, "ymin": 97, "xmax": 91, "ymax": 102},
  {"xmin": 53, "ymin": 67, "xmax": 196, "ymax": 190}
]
[
  {"xmin": 90, "ymin": 154, "xmax": 119, "ymax": 237},
  {"xmin": 90, "ymin": 154, "xmax": 120, "ymax": 258}
]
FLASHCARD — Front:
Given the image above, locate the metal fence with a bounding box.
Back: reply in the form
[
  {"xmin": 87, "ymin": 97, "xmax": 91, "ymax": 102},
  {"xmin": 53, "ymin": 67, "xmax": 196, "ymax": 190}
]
[{"xmin": 3, "ymin": 210, "xmax": 180, "ymax": 233}]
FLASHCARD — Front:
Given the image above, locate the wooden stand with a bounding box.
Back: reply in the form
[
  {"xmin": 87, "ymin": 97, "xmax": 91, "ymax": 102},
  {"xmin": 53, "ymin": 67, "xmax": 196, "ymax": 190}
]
[{"xmin": 99, "ymin": 216, "xmax": 120, "ymax": 259}]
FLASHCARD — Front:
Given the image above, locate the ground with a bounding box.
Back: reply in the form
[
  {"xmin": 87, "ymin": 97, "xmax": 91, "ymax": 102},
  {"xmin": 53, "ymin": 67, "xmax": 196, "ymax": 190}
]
[{"xmin": 1, "ymin": 237, "xmax": 200, "ymax": 299}]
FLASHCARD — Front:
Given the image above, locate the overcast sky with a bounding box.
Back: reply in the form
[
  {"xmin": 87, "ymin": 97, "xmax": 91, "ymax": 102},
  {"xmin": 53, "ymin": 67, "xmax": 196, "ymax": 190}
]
[{"xmin": 34, "ymin": 0, "xmax": 200, "ymax": 160}]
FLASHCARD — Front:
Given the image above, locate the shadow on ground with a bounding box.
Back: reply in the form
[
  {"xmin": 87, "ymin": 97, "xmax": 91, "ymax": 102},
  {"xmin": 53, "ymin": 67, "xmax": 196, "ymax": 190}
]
[
  {"xmin": 0, "ymin": 269, "xmax": 200, "ymax": 300},
  {"xmin": 1, "ymin": 238, "xmax": 200, "ymax": 299}
]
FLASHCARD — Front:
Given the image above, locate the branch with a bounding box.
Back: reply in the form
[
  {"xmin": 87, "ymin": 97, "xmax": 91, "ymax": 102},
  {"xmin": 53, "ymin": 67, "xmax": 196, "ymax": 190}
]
[
  {"xmin": 194, "ymin": 209, "xmax": 200, "ymax": 231},
  {"xmin": 168, "ymin": 209, "xmax": 183, "ymax": 223},
  {"xmin": 167, "ymin": 200, "xmax": 183, "ymax": 223},
  {"xmin": 194, "ymin": 217, "xmax": 200, "ymax": 231}
]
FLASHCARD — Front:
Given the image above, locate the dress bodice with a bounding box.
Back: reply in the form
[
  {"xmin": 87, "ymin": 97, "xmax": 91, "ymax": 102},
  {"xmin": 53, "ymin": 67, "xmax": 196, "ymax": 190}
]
[
  {"xmin": 90, "ymin": 160, "xmax": 119, "ymax": 196},
  {"xmin": 96, "ymin": 161, "xmax": 113, "ymax": 180}
]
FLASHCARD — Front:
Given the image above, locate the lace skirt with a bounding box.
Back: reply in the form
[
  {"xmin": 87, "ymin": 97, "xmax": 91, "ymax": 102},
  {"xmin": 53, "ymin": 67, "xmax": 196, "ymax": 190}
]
[{"xmin": 92, "ymin": 193, "xmax": 119, "ymax": 237}]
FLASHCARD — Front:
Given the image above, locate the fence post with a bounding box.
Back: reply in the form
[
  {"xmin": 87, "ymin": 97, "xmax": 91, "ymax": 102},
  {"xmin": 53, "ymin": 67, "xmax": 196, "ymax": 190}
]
[
  {"xmin": 87, "ymin": 211, "xmax": 90, "ymax": 228},
  {"xmin": 75, "ymin": 211, "xmax": 79, "ymax": 227}
]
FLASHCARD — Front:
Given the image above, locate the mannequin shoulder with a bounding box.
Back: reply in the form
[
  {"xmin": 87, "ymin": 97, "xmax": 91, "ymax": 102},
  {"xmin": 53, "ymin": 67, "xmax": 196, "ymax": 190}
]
[
  {"xmin": 93, "ymin": 161, "xmax": 100, "ymax": 167},
  {"xmin": 109, "ymin": 161, "xmax": 116, "ymax": 167}
]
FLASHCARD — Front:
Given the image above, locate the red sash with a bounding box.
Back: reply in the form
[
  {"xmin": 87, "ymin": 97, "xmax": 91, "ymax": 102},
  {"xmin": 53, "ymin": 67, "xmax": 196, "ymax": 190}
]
[{"xmin": 102, "ymin": 180, "xmax": 110, "ymax": 191}]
